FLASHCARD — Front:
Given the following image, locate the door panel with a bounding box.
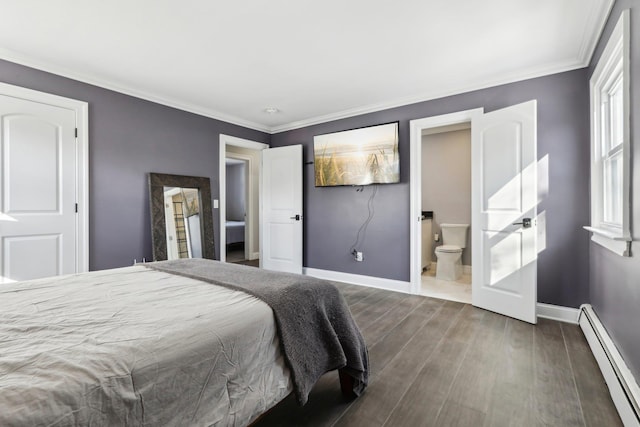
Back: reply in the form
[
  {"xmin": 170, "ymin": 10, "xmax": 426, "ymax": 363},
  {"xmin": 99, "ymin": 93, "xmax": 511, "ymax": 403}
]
[
  {"xmin": 4, "ymin": 234, "xmax": 61, "ymax": 281},
  {"xmin": 472, "ymin": 100, "xmax": 537, "ymax": 324},
  {"xmin": 261, "ymin": 145, "xmax": 302, "ymax": 274},
  {"xmin": 0, "ymin": 95, "xmax": 77, "ymax": 283},
  {"xmin": 6, "ymin": 117, "xmax": 61, "ymax": 213},
  {"xmin": 482, "ymin": 122, "xmax": 522, "ymax": 212}
]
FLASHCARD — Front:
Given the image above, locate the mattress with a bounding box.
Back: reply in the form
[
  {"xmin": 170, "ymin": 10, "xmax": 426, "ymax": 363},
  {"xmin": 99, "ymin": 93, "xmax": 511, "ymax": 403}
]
[
  {"xmin": 0, "ymin": 266, "xmax": 292, "ymax": 426},
  {"xmin": 226, "ymin": 220, "xmax": 245, "ymax": 245}
]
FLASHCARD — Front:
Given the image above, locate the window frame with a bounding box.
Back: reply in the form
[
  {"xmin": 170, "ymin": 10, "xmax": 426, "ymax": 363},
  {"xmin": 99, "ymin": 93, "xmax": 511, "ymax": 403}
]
[{"xmin": 585, "ymin": 9, "xmax": 631, "ymax": 256}]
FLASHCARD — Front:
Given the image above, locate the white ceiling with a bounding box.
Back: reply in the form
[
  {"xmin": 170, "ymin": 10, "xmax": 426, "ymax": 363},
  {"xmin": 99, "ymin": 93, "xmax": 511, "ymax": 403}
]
[{"xmin": 0, "ymin": 0, "xmax": 613, "ymax": 133}]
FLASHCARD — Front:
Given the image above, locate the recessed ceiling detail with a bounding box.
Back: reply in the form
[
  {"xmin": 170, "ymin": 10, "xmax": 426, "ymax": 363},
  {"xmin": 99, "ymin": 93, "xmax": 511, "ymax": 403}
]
[{"xmin": 0, "ymin": 0, "xmax": 613, "ymax": 133}]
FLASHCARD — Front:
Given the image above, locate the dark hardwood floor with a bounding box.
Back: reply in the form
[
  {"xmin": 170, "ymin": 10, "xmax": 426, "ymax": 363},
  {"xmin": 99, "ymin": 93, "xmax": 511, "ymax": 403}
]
[{"xmin": 255, "ymin": 283, "xmax": 622, "ymax": 427}]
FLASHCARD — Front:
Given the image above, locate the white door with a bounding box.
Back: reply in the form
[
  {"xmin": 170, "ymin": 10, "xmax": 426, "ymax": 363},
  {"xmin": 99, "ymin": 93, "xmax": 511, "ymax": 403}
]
[
  {"xmin": 0, "ymin": 94, "xmax": 77, "ymax": 283},
  {"xmin": 471, "ymin": 100, "xmax": 537, "ymax": 324},
  {"xmin": 261, "ymin": 145, "xmax": 303, "ymax": 274}
]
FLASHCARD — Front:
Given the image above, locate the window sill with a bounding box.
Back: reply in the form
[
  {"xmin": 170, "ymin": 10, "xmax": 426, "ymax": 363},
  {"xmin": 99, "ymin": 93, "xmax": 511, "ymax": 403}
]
[{"xmin": 583, "ymin": 226, "xmax": 631, "ymax": 256}]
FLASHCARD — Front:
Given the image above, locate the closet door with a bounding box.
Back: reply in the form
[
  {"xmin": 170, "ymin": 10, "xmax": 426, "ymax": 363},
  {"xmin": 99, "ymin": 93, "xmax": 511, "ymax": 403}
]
[{"xmin": 0, "ymin": 93, "xmax": 78, "ymax": 282}]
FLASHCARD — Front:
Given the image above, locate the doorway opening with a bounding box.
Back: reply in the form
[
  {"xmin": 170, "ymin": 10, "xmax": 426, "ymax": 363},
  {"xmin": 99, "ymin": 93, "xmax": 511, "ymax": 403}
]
[
  {"xmin": 420, "ymin": 123, "xmax": 472, "ymax": 303},
  {"xmin": 224, "ymin": 157, "xmax": 249, "ymax": 263},
  {"xmin": 411, "ymin": 102, "xmax": 539, "ymax": 324},
  {"xmin": 218, "ymin": 135, "xmax": 268, "ymax": 267},
  {"xmin": 409, "ymin": 108, "xmax": 483, "ymax": 301}
]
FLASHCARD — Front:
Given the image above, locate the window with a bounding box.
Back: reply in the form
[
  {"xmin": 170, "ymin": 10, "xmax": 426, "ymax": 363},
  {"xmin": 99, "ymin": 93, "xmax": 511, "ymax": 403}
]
[{"xmin": 585, "ymin": 10, "xmax": 631, "ymax": 256}]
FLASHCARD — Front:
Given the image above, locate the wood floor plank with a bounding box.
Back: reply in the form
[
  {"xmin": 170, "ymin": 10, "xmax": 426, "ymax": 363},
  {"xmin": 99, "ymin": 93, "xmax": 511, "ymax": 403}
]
[
  {"xmin": 560, "ymin": 323, "xmax": 623, "ymax": 427},
  {"xmin": 434, "ymin": 401, "xmax": 485, "ymax": 427},
  {"xmin": 366, "ymin": 297, "xmax": 445, "ymax": 375},
  {"xmin": 533, "ymin": 318, "xmax": 585, "ymax": 427},
  {"xmin": 348, "ymin": 288, "xmax": 392, "ymax": 315},
  {"xmin": 256, "ymin": 285, "xmax": 623, "ymax": 427},
  {"xmin": 483, "ymin": 318, "xmax": 536, "ymax": 427},
  {"xmin": 333, "ymin": 283, "xmax": 372, "ymax": 305},
  {"xmin": 350, "ymin": 292, "xmax": 407, "ymax": 332},
  {"xmin": 383, "ymin": 304, "xmax": 487, "ymax": 427},
  {"xmin": 334, "ymin": 301, "xmax": 466, "ymax": 426},
  {"xmin": 359, "ymin": 294, "xmax": 430, "ymax": 347},
  {"xmin": 443, "ymin": 310, "xmax": 507, "ymax": 414}
]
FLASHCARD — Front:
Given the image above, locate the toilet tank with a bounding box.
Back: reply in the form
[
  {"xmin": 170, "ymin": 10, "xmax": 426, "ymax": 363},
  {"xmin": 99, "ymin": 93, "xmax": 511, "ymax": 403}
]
[{"xmin": 441, "ymin": 223, "xmax": 469, "ymax": 248}]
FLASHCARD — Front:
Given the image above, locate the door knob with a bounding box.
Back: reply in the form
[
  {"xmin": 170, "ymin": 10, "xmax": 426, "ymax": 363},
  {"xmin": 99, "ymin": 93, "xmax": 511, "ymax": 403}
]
[
  {"xmin": 512, "ymin": 218, "xmax": 532, "ymax": 228},
  {"xmin": 290, "ymin": 214, "xmax": 301, "ymax": 221}
]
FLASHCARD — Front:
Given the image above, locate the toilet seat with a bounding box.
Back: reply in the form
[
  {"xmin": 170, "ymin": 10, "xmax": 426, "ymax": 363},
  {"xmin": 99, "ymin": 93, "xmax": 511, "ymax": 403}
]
[{"xmin": 435, "ymin": 245, "xmax": 462, "ymax": 253}]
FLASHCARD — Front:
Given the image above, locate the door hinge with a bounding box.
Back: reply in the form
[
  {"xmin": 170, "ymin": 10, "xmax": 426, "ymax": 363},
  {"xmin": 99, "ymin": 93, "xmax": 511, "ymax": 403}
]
[
  {"xmin": 75, "ymin": 203, "xmax": 78, "ymax": 213},
  {"xmin": 75, "ymin": 128, "xmax": 78, "ymax": 138}
]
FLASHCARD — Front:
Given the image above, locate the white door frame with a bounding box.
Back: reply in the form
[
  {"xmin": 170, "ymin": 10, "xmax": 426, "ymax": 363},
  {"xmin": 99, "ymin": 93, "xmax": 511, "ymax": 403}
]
[
  {"xmin": 409, "ymin": 108, "xmax": 483, "ymax": 295},
  {"xmin": 0, "ymin": 82, "xmax": 89, "ymax": 273},
  {"xmin": 218, "ymin": 134, "xmax": 268, "ymax": 262}
]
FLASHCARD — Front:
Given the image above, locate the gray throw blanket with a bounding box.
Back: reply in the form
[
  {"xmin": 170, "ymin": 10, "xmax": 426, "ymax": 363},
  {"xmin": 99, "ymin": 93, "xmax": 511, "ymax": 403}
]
[{"xmin": 145, "ymin": 259, "xmax": 368, "ymax": 405}]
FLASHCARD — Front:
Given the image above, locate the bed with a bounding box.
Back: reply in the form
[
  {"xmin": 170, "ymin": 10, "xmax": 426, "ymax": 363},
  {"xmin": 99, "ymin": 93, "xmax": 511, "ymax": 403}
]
[
  {"xmin": 226, "ymin": 220, "xmax": 245, "ymax": 245},
  {"xmin": 0, "ymin": 259, "xmax": 368, "ymax": 426}
]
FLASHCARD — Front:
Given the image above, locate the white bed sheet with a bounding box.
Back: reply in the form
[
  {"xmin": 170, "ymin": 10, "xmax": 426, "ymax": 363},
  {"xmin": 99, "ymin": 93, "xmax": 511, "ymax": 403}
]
[{"xmin": 0, "ymin": 266, "xmax": 292, "ymax": 426}]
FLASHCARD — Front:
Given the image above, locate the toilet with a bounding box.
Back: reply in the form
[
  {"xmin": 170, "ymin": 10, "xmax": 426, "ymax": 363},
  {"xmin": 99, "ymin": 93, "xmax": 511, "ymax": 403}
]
[{"xmin": 435, "ymin": 223, "xmax": 469, "ymax": 281}]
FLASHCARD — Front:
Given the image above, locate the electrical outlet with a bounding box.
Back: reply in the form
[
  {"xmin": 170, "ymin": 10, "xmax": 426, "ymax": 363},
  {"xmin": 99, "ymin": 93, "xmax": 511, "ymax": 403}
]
[
  {"xmin": 434, "ymin": 233, "xmax": 440, "ymax": 242},
  {"xmin": 355, "ymin": 251, "xmax": 363, "ymax": 262}
]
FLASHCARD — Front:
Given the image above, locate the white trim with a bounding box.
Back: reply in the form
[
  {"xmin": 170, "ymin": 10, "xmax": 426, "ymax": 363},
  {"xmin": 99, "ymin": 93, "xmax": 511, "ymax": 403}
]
[
  {"xmin": 303, "ymin": 267, "xmax": 411, "ymax": 294},
  {"xmin": 587, "ymin": 10, "xmax": 631, "ymax": 257},
  {"xmin": 270, "ymin": 59, "xmax": 592, "ymax": 133},
  {"xmin": 218, "ymin": 134, "xmax": 268, "ymax": 262},
  {"xmin": 584, "ymin": 226, "xmax": 631, "ymax": 256},
  {"xmin": 0, "ymin": 82, "xmax": 89, "ymax": 273},
  {"xmin": 409, "ymin": 108, "xmax": 483, "ymax": 296},
  {"xmin": 0, "ymin": 49, "xmax": 271, "ymax": 133},
  {"xmin": 579, "ymin": 304, "xmax": 640, "ymax": 427},
  {"xmin": 576, "ymin": 0, "xmax": 615, "ymax": 64},
  {"xmin": 0, "ymin": 0, "xmax": 613, "ymax": 139},
  {"xmin": 536, "ymin": 303, "xmax": 580, "ymax": 324}
]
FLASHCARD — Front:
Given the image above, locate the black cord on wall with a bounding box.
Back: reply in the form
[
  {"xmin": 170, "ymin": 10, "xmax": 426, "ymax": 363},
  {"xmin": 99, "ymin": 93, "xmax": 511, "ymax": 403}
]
[{"xmin": 349, "ymin": 185, "xmax": 378, "ymax": 257}]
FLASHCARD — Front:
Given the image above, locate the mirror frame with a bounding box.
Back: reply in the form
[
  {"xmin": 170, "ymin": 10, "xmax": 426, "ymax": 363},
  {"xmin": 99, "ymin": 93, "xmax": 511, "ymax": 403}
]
[{"xmin": 148, "ymin": 173, "xmax": 216, "ymax": 261}]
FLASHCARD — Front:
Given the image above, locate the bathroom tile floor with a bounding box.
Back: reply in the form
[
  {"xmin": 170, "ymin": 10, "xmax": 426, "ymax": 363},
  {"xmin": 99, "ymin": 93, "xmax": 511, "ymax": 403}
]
[{"xmin": 420, "ymin": 265, "xmax": 471, "ymax": 304}]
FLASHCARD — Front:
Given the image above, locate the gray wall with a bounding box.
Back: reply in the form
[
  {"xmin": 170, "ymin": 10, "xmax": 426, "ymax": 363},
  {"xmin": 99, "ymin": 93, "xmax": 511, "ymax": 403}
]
[
  {"xmin": 271, "ymin": 68, "xmax": 591, "ymax": 308},
  {"xmin": 0, "ymin": 59, "xmax": 270, "ymax": 270},
  {"xmin": 225, "ymin": 163, "xmax": 246, "ymax": 221},
  {"xmin": 588, "ymin": 0, "xmax": 640, "ymax": 381},
  {"xmin": 422, "ymin": 129, "xmax": 472, "ymax": 265}
]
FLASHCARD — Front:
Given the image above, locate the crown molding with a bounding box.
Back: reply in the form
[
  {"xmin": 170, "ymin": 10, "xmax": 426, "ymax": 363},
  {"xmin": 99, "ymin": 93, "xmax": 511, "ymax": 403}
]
[
  {"xmin": 0, "ymin": 48, "xmax": 271, "ymax": 134},
  {"xmin": 270, "ymin": 57, "xmax": 588, "ymax": 133},
  {"xmin": 576, "ymin": 0, "xmax": 615, "ymax": 66},
  {"xmin": 1, "ymin": 0, "xmax": 614, "ymax": 138}
]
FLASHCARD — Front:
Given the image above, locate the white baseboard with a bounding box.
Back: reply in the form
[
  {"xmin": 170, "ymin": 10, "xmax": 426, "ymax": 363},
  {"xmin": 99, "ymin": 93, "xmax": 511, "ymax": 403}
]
[
  {"xmin": 248, "ymin": 251, "xmax": 259, "ymax": 261},
  {"xmin": 537, "ymin": 303, "xmax": 580, "ymax": 324},
  {"xmin": 579, "ymin": 304, "xmax": 640, "ymax": 427},
  {"xmin": 303, "ymin": 267, "xmax": 411, "ymax": 294}
]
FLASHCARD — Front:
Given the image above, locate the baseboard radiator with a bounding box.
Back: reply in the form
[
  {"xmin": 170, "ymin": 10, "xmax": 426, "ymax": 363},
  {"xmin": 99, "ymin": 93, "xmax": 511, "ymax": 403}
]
[{"xmin": 579, "ymin": 304, "xmax": 640, "ymax": 427}]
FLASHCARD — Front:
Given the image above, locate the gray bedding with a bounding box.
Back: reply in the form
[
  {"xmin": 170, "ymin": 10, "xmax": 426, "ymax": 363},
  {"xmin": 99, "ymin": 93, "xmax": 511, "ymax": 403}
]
[
  {"xmin": 0, "ymin": 266, "xmax": 292, "ymax": 426},
  {"xmin": 146, "ymin": 259, "xmax": 369, "ymax": 405}
]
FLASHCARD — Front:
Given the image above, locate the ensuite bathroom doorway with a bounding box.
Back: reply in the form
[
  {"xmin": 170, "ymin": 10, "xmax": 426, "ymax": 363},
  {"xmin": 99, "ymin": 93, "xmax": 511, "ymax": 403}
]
[{"xmin": 420, "ymin": 123, "xmax": 472, "ymax": 304}]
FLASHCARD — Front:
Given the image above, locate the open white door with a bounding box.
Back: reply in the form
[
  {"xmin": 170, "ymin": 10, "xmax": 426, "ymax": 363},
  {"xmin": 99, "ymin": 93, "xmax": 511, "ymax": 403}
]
[
  {"xmin": 261, "ymin": 145, "xmax": 303, "ymax": 274},
  {"xmin": 472, "ymin": 100, "xmax": 537, "ymax": 324}
]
